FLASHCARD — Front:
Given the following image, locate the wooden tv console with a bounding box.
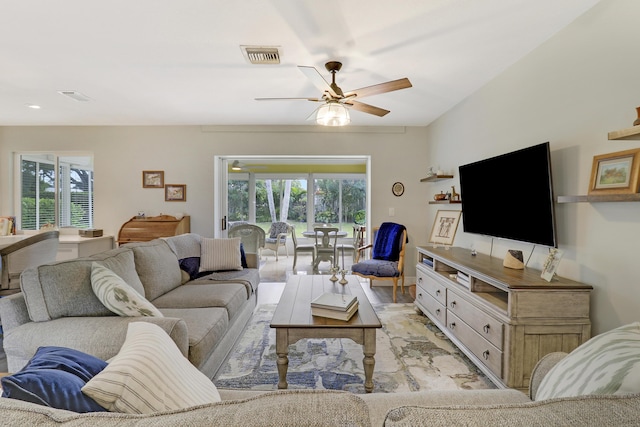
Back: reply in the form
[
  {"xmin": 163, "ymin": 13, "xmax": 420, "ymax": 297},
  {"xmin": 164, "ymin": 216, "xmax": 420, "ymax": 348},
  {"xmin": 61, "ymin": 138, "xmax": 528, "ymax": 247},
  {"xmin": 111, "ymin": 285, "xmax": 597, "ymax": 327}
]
[{"xmin": 415, "ymin": 246, "xmax": 592, "ymax": 391}]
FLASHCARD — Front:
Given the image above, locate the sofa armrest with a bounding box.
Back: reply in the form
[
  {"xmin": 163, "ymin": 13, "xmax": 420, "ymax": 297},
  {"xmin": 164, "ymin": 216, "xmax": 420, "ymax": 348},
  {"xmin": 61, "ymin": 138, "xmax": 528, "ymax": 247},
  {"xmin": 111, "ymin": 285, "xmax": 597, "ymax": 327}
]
[
  {"xmin": 529, "ymin": 351, "xmax": 568, "ymax": 400},
  {"xmin": 0, "ymin": 293, "xmax": 30, "ymax": 332}
]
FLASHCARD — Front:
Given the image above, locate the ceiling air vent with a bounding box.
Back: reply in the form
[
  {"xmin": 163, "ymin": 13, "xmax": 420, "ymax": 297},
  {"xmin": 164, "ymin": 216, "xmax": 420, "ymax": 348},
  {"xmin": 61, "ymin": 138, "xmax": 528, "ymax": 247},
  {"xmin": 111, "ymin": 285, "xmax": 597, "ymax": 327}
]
[
  {"xmin": 58, "ymin": 91, "xmax": 91, "ymax": 102},
  {"xmin": 240, "ymin": 46, "xmax": 281, "ymax": 64}
]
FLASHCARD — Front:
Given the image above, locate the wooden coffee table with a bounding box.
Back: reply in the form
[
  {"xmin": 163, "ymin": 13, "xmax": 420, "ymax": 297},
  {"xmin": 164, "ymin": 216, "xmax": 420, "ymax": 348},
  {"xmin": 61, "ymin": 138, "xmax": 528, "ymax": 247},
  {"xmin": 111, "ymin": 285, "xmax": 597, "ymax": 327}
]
[{"xmin": 270, "ymin": 274, "xmax": 382, "ymax": 392}]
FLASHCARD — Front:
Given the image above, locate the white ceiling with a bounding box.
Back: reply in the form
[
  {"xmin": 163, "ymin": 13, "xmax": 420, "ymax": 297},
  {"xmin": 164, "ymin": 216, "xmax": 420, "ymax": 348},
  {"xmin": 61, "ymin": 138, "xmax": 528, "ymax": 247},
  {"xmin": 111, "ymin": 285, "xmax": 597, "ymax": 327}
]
[{"xmin": 0, "ymin": 0, "xmax": 600, "ymax": 127}]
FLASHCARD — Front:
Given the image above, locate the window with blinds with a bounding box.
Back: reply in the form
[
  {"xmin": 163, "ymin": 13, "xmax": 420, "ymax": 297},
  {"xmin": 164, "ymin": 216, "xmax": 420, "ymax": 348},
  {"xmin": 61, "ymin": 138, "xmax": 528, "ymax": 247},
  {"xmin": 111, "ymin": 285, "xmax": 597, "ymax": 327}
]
[{"xmin": 18, "ymin": 154, "xmax": 94, "ymax": 230}]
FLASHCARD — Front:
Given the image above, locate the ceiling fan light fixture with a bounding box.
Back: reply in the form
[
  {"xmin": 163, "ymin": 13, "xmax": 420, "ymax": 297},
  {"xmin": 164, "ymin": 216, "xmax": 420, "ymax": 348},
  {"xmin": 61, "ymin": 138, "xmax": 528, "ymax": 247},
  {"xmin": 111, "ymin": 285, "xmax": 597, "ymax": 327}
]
[
  {"xmin": 231, "ymin": 160, "xmax": 243, "ymax": 171},
  {"xmin": 316, "ymin": 101, "xmax": 350, "ymax": 127}
]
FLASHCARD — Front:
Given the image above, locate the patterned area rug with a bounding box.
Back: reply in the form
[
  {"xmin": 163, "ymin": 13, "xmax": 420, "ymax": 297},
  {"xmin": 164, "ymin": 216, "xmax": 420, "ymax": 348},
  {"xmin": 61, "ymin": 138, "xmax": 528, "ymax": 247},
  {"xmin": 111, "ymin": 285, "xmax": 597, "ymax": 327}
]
[{"xmin": 213, "ymin": 303, "xmax": 496, "ymax": 394}]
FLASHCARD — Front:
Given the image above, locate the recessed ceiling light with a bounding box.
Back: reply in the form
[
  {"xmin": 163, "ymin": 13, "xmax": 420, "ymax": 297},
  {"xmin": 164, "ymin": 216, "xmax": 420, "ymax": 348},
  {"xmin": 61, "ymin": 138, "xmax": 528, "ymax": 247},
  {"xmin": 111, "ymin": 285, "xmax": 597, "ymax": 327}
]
[
  {"xmin": 25, "ymin": 104, "xmax": 41, "ymax": 109},
  {"xmin": 58, "ymin": 91, "xmax": 91, "ymax": 102}
]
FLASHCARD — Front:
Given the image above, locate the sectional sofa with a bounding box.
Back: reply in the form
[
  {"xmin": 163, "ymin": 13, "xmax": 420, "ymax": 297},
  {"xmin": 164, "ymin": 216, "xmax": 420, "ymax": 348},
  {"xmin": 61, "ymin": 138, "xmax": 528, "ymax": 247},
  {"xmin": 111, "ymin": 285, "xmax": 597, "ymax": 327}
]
[
  {"xmin": 0, "ymin": 233, "xmax": 259, "ymax": 377},
  {"xmin": 1, "ymin": 232, "xmax": 639, "ymax": 425},
  {"xmin": 0, "ymin": 347, "xmax": 638, "ymax": 425}
]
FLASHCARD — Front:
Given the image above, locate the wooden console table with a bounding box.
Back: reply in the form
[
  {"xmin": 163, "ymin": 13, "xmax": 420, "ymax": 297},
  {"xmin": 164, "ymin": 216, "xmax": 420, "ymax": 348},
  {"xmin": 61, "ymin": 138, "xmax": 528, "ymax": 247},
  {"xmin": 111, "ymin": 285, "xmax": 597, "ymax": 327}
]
[{"xmin": 415, "ymin": 246, "xmax": 592, "ymax": 391}]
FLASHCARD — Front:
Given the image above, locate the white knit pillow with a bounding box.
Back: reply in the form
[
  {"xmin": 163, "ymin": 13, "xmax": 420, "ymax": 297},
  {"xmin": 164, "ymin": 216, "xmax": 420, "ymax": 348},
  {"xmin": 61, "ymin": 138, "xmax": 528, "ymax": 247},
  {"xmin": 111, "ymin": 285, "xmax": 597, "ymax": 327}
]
[
  {"xmin": 536, "ymin": 322, "xmax": 640, "ymax": 400},
  {"xmin": 199, "ymin": 237, "xmax": 243, "ymax": 272},
  {"xmin": 82, "ymin": 321, "xmax": 221, "ymax": 413},
  {"xmin": 90, "ymin": 263, "xmax": 163, "ymax": 317}
]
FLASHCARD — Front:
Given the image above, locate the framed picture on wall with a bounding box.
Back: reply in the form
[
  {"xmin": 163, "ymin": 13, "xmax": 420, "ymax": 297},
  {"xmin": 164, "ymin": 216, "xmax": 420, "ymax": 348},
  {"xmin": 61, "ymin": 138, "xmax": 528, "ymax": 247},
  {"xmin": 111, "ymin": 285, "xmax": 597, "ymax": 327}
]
[
  {"xmin": 588, "ymin": 148, "xmax": 640, "ymax": 195},
  {"xmin": 429, "ymin": 210, "xmax": 462, "ymax": 246},
  {"xmin": 165, "ymin": 184, "xmax": 186, "ymax": 202},
  {"xmin": 142, "ymin": 171, "xmax": 164, "ymax": 188}
]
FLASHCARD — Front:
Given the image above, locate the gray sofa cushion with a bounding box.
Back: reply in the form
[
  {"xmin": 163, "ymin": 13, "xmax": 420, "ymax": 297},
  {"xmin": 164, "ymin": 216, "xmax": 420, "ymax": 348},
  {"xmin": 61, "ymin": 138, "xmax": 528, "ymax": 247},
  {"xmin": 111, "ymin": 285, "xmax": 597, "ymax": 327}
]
[
  {"xmin": 152, "ymin": 283, "xmax": 248, "ymax": 321},
  {"xmin": 125, "ymin": 239, "xmax": 182, "ymax": 301},
  {"xmin": 2, "ymin": 316, "xmax": 189, "ymax": 373},
  {"xmin": 160, "ymin": 307, "xmax": 229, "ymax": 370},
  {"xmin": 20, "ymin": 248, "xmax": 144, "ymax": 322},
  {"xmin": 383, "ymin": 394, "xmax": 640, "ymax": 427},
  {"xmin": 0, "ymin": 390, "xmax": 371, "ymax": 426}
]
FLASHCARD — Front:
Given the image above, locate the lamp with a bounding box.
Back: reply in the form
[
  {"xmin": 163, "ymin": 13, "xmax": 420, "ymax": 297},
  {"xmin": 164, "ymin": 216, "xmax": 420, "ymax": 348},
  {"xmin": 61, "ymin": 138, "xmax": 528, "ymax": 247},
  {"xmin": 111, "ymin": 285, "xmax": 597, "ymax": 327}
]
[{"xmin": 316, "ymin": 101, "xmax": 350, "ymax": 126}]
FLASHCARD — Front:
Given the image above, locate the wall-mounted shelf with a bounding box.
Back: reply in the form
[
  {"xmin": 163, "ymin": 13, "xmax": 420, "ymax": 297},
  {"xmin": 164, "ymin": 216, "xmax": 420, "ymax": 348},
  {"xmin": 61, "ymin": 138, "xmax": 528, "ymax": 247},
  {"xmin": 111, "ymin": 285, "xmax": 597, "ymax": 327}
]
[
  {"xmin": 608, "ymin": 125, "xmax": 640, "ymax": 140},
  {"xmin": 420, "ymin": 174, "xmax": 454, "ymax": 182},
  {"xmin": 428, "ymin": 200, "xmax": 462, "ymax": 205},
  {"xmin": 557, "ymin": 194, "xmax": 640, "ymax": 203}
]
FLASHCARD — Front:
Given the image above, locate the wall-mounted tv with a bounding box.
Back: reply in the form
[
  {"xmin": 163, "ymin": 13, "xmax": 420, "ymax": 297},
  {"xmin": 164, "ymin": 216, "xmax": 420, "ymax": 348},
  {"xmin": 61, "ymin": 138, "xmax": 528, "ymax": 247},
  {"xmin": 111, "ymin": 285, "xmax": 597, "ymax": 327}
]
[{"xmin": 458, "ymin": 142, "xmax": 557, "ymax": 248}]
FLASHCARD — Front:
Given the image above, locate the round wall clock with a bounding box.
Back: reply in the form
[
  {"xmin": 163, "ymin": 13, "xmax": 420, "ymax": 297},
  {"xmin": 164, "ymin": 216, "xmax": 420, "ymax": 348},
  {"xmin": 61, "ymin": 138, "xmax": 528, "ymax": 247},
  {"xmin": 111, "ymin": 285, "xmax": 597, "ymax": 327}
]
[{"xmin": 392, "ymin": 182, "xmax": 405, "ymax": 197}]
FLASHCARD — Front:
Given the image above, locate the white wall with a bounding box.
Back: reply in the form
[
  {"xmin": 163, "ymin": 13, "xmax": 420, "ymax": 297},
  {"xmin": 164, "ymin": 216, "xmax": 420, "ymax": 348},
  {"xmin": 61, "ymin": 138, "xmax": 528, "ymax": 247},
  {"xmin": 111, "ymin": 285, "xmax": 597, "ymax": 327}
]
[
  {"xmin": 425, "ymin": 0, "xmax": 640, "ymax": 334},
  {"xmin": 0, "ymin": 125, "xmax": 430, "ymax": 279}
]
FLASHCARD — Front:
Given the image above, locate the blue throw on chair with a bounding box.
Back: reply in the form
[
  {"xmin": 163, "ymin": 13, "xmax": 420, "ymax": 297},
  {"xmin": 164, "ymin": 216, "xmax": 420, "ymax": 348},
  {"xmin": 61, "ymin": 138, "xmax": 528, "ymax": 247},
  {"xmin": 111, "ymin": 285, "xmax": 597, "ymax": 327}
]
[{"xmin": 351, "ymin": 222, "xmax": 408, "ymax": 302}]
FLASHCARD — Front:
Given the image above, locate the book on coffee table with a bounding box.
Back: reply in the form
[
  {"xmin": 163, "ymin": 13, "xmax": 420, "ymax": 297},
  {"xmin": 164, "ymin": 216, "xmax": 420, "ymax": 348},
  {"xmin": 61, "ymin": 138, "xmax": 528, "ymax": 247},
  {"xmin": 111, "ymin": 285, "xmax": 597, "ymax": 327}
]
[
  {"xmin": 311, "ymin": 292, "xmax": 357, "ymax": 312},
  {"xmin": 311, "ymin": 301, "xmax": 359, "ymax": 321}
]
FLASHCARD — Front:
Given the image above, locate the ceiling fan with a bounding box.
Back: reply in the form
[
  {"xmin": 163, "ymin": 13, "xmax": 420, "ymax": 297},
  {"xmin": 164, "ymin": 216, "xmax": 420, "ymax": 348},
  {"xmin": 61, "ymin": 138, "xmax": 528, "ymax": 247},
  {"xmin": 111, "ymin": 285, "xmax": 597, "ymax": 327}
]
[
  {"xmin": 230, "ymin": 160, "xmax": 267, "ymax": 172},
  {"xmin": 256, "ymin": 61, "xmax": 412, "ymax": 125}
]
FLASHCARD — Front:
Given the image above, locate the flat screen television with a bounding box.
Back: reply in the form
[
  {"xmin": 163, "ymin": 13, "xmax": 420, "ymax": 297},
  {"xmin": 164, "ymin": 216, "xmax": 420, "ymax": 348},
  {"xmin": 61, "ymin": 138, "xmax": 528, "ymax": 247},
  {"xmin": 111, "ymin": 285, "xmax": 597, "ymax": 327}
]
[{"xmin": 458, "ymin": 142, "xmax": 558, "ymax": 248}]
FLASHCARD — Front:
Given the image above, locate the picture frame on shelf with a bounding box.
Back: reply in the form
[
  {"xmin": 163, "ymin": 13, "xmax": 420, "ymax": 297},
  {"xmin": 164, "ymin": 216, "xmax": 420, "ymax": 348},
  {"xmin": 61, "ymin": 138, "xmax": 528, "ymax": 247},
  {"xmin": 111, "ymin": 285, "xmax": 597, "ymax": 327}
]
[
  {"xmin": 165, "ymin": 184, "xmax": 186, "ymax": 202},
  {"xmin": 142, "ymin": 171, "xmax": 164, "ymax": 188},
  {"xmin": 588, "ymin": 148, "xmax": 640, "ymax": 195},
  {"xmin": 429, "ymin": 210, "xmax": 461, "ymax": 246}
]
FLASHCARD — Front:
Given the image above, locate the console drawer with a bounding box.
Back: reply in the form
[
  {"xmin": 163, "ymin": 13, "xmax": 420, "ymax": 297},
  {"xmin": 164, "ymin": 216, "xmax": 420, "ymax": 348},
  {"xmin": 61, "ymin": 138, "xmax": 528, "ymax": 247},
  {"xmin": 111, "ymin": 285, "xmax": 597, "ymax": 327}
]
[
  {"xmin": 447, "ymin": 311, "xmax": 503, "ymax": 378},
  {"xmin": 447, "ymin": 288, "xmax": 504, "ymax": 350},
  {"xmin": 415, "ymin": 286, "xmax": 446, "ymax": 325},
  {"xmin": 416, "ymin": 266, "xmax": 447, "ymax": 306}
]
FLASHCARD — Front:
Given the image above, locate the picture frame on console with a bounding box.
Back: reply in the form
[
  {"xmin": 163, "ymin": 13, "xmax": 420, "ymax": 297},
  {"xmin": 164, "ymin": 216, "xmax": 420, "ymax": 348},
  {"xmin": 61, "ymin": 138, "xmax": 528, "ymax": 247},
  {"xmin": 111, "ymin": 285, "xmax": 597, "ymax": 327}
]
[
  {"xmin": 142, "ymin": 170, "xmax": 164, "ymax": 188},
  {"xmin": 588, "ymin": 148, "xmax": 640, "ymax": 195},
  {"xmin": 165, "ymin": 184, "xmax": 187, "ymax": 202},
  {"xmin": 429, "ymin": 210, "xmax": 461, "ymax": 246}
]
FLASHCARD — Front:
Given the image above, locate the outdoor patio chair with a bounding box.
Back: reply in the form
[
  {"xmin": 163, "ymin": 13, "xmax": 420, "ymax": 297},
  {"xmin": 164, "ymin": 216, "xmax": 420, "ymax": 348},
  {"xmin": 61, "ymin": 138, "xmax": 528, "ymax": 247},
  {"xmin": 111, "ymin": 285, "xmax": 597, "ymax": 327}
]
[
  {"xmin": 263, "ymin": 222, "xmax": 290, "ymax": 261},
  {"xmin": 228, "ymin": 223, "xmax": 265, "ymax": 256}
]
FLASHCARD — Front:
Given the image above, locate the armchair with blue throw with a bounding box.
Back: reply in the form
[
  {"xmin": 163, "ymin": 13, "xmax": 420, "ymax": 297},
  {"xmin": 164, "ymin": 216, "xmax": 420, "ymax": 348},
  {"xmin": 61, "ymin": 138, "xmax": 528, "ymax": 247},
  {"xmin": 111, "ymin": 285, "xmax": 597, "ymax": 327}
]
[{"xmin": 351, "ymin": 222, "xmax": 407, "ymax": 303}]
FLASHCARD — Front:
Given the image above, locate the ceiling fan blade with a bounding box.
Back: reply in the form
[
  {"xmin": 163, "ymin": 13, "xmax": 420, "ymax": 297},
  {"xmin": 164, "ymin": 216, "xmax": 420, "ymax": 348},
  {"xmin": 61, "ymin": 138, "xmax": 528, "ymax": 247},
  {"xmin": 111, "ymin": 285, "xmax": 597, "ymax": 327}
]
[
  {"xmin": 298, "ymin": 66, "xmax": 339, "ymax": 98},
  {"xmin": 344, "ymin": 77, "xmax": 412, "ymax": 99},
  {"xmin": 344, "ymin": 100, "xmax": 390, "ymax": 117},
  {"xmin": 255, "ymin": 97, "xmax": 323, "ymax": 102}
]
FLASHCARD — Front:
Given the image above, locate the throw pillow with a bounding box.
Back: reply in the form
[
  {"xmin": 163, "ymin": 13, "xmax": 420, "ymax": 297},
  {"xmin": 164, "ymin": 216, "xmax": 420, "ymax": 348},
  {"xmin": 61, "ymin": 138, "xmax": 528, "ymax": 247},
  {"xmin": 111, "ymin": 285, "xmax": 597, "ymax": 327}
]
[
  {"xmin": 535, "ymin": 322, "xmax": 640, "ymax": 400},
  {"xmin": 90, "ymin": 262, "xmax": 163, "ymax": 317},
  {"xmin": 1, "ymin": 346, "xmax": 107, "ymax": 413},
  {"xmin": 82, "ymin": 321, "xmax": 221, "ymax": 414},
  {"xmin": 199, "ymin": 237, "xmax": 243, "ymax": 272}
]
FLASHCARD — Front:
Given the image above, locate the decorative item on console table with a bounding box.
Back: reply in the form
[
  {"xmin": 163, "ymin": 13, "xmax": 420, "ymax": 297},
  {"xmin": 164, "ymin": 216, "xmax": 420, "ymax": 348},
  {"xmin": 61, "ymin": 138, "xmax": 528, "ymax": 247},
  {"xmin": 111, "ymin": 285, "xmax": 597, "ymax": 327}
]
[
  {"xmin": 634, "ymin": 106, "xmax": 640, "ymax": 126},
  {"xmin": 428, "ymin": 210, "xmax": 461, "ymax": 247},
  {"xmin": 503, "ymin": 249, "xmax": 524, "ymax": 270},
  {"xmin": 414, "ymin": 246, "xmax": 592, "ymax": 392}
]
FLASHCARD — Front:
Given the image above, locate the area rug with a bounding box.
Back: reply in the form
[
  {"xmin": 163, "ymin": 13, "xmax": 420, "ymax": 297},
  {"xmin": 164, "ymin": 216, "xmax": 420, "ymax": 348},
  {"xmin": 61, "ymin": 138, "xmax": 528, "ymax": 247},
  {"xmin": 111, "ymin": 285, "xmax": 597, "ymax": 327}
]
[{"xmin": 213, "ymin": 303, "xmax": 496, "ymax": 394}]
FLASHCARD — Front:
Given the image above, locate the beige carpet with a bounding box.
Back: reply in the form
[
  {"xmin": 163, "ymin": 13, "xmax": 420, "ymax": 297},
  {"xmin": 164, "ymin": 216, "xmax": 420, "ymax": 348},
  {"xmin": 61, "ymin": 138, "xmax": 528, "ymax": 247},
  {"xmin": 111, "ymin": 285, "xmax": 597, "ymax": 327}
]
[{"xmin": 213, "ymin": 303, "xmax": 496, "ymax": 394}]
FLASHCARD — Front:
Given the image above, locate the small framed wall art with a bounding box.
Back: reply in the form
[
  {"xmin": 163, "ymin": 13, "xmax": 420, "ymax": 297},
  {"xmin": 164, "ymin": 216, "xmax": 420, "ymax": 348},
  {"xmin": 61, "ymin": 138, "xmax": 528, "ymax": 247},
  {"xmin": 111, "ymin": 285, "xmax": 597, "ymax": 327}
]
[
  {"xmin": 392, "ymin": 182, "xmax": 405, "ymax": 197},
  {"xmin": 142, "ymin": 171, "xmax": 164, "ymax": 188},
  {"xmin": 588, "ymin": 148, "xmax": 640, "ymax": 195},
  {"xmin": 429, "ymin": 210, "xmax": 462, "ymax": 246},
  {"xmin": 165, "ymin": 184, "xmax": 187, "ymax": 202}
]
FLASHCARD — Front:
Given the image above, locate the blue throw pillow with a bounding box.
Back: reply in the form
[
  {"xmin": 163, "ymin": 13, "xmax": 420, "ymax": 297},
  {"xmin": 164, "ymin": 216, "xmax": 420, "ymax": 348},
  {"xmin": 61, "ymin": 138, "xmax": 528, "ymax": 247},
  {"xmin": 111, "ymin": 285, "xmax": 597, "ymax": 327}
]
[
  {"xmin": 1, "ymin": 346, "xmax": 108, "ymax": 413},
  {"xmin": 240, "ymin": 243, "xmax": 248, "ymax": 269},
  {"xmin": 179, "ymin": 256, "xmax": 201, "ymax": 280}
]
